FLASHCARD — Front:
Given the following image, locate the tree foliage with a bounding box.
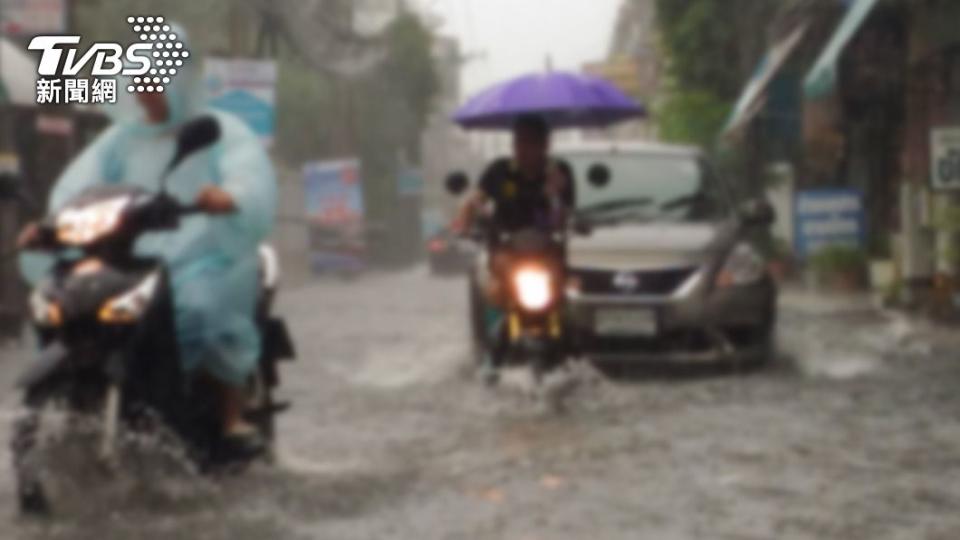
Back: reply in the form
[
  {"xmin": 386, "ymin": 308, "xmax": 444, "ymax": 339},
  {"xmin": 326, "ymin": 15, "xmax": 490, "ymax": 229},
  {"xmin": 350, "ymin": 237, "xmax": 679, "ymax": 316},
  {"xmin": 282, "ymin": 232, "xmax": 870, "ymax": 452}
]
[
  {"xmin": 655, "ymin": 0, "xmax": 744, "ymax": 100},
  {"xmin": 656, "ymin": 90, "xmax": 731, "ymax": 148},
  {"xmin": 352, "ymin": 12, "xmax": 438, "ymax": 243},
  {"xmin": 360, "ymin": 12, "xmax": 438, "ymax": 163},
  {"xmin": 73, "ymin": 0, "xmax": 439, "ymax": 264},
  {"xmin": 652, "ymin": 0, "xmax": 777, "ymax": 147},
  {"xmin": 72, "ymin": 0, "xmax": 438, "ymax": 170}
]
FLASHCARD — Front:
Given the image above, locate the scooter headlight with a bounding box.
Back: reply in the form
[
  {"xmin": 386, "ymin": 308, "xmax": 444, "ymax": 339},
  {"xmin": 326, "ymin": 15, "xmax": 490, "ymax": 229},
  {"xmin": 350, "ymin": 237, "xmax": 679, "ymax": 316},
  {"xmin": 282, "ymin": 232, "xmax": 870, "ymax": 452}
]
[
  {"xmin": 98, "ymin": 272, "xmax": 160, "ymax": 324},
  {"xmin": 56, "ymin": 195, "xmax": 131, "ymax": 246},
  {"xmin": 513, "ymin": 265, "xmax": 553, "ymax": 311},
  {"xmin": 716, "ymin": 243, "xmax": 765, "ymax": 287}
]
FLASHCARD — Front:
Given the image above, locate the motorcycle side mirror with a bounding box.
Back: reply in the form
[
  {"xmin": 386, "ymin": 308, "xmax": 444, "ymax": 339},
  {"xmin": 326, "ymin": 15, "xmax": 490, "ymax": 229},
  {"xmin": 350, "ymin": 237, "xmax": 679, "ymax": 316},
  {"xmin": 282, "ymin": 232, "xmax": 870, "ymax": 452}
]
[
  {"xmin": 445, "ymin": 171, "xmax": 470, "ymax": 196},
  {"xmin": 740, "ymin": 198, "xmax": 776, "ymax": 228},
  {"xmin": 167, "ymin": 116, "xmax": 222, "ymax": 175},
  {"xmin": 587, "ymin": 163, "xmax": 611, "ymax": 188}
]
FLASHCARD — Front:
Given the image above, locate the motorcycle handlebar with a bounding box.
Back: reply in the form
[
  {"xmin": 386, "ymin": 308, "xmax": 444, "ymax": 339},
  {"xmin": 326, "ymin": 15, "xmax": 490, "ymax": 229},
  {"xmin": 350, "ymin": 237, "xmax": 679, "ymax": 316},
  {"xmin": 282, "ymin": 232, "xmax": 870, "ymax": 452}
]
[
  {"xmin": 159, "ymin": 196, "xmax": 232, "ymax": 218},
  {"xmin": 11, "ymin": 193, "xmax": 229, "ymax": 255}
]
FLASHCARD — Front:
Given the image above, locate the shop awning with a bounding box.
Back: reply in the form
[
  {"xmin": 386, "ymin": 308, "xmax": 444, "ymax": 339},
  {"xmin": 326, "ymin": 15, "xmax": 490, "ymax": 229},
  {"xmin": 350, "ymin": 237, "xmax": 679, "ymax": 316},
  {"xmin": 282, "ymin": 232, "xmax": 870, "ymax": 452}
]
[
  {"xmin": 724, "ymin": 25, "xmax": 807, "ymax": 136},
  {"xmin": 803, "ymin": 0, "xmax": 880, "ymax": 100}
]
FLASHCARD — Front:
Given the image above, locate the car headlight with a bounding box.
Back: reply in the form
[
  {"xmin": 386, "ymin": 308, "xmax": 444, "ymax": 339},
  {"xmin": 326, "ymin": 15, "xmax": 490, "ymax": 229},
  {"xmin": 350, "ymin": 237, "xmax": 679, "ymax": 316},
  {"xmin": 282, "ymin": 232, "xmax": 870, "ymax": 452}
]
[
  {"xmin": 716, "ymin": 243, "xmax": 765, "ymax": 287},
  {"xmin": 513, "ymin": 265, "xmax": 553, "ymax": 311},
  {"xmin": 29, "ymin": 288, "xmax": 62, "ymax": 327},
  {"xmin": 56, "ymin": 196, "xmax": 130, "ymax": 246},
  {"xmin": 98, "ymin": 272, "xmax": 160, "ymax": 324}
]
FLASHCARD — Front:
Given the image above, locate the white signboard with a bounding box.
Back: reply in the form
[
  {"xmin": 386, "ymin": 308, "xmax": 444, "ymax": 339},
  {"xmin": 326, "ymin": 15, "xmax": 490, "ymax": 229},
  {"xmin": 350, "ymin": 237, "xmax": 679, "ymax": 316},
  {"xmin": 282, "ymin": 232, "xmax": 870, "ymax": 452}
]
[
  {"xmin": 0, "ymin": 0, "xmax": 65, "ymax": 36},
  {"xmin": 205, "ymin": 58, "xmax": 277, "ymax": 147},
  {"xmin": 931, "ymin": 127, "xmax": 960, "ymax": 190}
]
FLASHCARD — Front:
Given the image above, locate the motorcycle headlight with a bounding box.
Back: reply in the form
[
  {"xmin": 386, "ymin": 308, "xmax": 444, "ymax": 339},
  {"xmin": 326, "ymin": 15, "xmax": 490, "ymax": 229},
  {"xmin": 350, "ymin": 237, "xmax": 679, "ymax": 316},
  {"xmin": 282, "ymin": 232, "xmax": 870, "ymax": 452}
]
[
  {"xmin": 513, "ymin": 265, "xmax": 553, "ymax": 311},
  {"xmin": 98, "ymin": 272, "xmax": 160, "ymax": 324},
  {"xmin": 56, "ymin": 196, "xmax": 131, "ymax": 246},
  {"xmin": 29, "ymin": 288, "xmax": 62, "ymax": 327},
  {"xmin": 716, "ymin": 243, "xmax": 765, "ymax": 287}
]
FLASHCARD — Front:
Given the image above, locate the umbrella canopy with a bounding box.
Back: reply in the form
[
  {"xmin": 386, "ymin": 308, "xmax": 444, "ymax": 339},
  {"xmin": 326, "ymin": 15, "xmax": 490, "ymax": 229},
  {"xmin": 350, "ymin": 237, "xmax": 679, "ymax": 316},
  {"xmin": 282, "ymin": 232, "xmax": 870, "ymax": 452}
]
[
  {"xmin": 453, "ymin": 71, "xmax": 645, "ymax": 130},
  {"xmin": 1, "ymin": 38, "xmax": 38, "ymax": 105}
]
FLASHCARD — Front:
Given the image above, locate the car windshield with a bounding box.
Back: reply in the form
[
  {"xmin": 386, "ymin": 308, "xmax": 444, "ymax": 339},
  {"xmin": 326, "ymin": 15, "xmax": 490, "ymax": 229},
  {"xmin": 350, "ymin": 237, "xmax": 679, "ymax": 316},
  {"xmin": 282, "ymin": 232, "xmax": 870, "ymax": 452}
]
[{"xmin": 565, "ymin": 152, "xmax": 730, "ymax": 224}]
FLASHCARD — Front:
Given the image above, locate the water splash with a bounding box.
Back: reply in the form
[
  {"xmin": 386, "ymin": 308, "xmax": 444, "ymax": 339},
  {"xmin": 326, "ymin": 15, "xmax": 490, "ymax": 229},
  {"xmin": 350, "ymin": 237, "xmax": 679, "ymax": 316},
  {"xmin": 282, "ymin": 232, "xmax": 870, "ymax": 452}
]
[{"xmin": 14, "ymin": 407, "xmax": 219, "ymax": 523}]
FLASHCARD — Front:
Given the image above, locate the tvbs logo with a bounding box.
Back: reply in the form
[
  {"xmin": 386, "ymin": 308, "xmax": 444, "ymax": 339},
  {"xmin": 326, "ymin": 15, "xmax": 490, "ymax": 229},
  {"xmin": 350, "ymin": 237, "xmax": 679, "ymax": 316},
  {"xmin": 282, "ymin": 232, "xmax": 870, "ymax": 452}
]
[{"xmin": 29, "ymin": 16, "xmax": 190, "ymax": 105}]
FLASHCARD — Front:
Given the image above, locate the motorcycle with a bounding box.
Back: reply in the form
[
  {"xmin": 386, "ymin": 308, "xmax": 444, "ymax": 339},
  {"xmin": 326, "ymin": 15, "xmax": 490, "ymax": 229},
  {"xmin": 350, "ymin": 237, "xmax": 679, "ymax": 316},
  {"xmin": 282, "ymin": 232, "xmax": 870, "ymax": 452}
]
[
  {"xmin": 1, "ymin": 117, "xmax": 296, "ymax": 515},
  {"xmin": 446, "ymin": 173, "xmax": 569, "ymax": 384}
]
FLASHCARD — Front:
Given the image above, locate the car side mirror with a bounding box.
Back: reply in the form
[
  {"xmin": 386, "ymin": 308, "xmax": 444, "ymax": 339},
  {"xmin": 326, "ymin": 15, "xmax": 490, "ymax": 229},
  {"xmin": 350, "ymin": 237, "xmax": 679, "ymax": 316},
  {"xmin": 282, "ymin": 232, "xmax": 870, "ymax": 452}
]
[
  {"xmin": 169, "ymin": 116, "xmax": 221, "ymax": 173},
  {"xmin": 587, "ymin": 163, "xmax": 611, "ymax": 188},
  {"xmin": 445, "ymin": 171, "xmax": 470, "ymax": 196},
  {"xmin": 740, "ymin": 199, "xmax": 775, "ymax": 228}
]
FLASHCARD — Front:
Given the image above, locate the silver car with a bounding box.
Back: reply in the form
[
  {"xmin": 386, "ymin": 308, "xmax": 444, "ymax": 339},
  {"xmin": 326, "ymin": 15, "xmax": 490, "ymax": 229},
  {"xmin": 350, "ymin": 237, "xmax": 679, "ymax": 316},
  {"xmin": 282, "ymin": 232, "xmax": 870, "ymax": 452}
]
[{"xmin": 559, "ymin": 141, "xmax": 777, "ymax": 367}]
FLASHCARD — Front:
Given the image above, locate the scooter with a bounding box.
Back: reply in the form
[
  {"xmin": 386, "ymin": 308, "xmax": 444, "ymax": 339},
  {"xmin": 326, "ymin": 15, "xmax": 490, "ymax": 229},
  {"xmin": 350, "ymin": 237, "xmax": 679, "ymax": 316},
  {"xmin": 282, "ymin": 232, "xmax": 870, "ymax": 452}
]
[
  {"xmin": 482, "ymin": 228, "xmax": 568, "ymax": 381},
  {"xmin": 1, "ymin": 117, "xmax": 296, "ymax": 515},
  {"xmin": 446, "ymin": 173, "xmax": 569, "ymax": 384}
]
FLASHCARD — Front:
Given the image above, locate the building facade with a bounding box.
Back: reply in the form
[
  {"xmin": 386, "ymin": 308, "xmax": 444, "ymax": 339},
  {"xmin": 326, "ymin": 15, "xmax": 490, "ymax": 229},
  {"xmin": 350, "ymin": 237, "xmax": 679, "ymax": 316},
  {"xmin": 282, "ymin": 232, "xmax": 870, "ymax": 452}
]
[{"xmin": 584, "ymin": 0, "xmax": 661, "ymax": 141}]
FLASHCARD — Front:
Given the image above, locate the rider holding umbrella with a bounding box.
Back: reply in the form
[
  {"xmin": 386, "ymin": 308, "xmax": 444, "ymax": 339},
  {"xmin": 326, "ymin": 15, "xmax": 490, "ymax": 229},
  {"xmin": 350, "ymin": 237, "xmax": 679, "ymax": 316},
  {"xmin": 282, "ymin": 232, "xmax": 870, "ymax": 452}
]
[
  {"xmin": 454, "ymin": 114, "xmax": 575, "ymax": 240},
  {"xmin": 450, "ymin": 71, "xmax": 645, "ymax": 381},
  {"xmin": 453, "ymin": 115, "xmax": 575, "ymax": 381},
  {"xmin": 452, "ymin": 69, "xmax": 645, "ymax": 243}
]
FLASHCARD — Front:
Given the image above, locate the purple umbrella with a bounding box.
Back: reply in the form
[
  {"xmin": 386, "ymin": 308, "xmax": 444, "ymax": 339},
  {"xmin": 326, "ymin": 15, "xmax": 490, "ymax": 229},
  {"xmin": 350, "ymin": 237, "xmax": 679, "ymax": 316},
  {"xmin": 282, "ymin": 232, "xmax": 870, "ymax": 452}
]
[{"xmin": 453, "ymin": 71, "xmax": 645, "ymax": 130}]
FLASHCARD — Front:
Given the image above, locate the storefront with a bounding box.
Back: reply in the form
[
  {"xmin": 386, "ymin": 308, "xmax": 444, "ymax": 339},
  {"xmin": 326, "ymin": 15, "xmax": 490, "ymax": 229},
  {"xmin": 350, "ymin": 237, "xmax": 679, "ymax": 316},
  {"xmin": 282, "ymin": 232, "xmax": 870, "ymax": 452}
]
[
  {"xmin": 896, "ymin": 0, "xmax": 960, "ymax": 303},
  {"xmin": 802, "ymin": 0, "xmax": 906, "ymax": 259}
]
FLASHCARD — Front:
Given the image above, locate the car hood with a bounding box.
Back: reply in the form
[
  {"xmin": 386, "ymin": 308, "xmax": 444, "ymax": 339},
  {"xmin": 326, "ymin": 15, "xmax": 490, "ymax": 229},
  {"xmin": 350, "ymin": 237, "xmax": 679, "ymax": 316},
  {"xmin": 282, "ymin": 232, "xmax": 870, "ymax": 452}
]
[{"xmin": 568, "ymin": 221, "xmax": 735, "ymax": 270}]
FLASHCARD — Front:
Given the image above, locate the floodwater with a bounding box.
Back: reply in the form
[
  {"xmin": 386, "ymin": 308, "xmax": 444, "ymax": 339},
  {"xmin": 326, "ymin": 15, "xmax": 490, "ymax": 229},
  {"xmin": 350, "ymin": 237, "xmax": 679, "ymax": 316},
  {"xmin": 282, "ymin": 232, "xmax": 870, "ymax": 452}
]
[{"xmin": 1, "ymin": 269, "xmax": 960, "ymax": 539}]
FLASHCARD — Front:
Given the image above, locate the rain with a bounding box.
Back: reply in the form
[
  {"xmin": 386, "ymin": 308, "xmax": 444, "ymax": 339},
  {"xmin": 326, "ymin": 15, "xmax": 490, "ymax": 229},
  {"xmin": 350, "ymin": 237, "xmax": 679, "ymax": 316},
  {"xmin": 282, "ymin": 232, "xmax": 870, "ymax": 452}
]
[{"xmin": 1, "ymin": 0, "xmax": 960, "ymax": 538}]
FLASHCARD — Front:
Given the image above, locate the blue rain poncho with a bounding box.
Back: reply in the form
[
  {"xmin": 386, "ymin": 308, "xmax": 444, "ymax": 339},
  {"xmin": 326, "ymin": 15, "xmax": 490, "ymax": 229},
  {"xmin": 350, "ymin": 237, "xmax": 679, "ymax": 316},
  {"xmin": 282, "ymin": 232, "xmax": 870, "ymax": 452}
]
[{"xmin": 20, "ymin": 44, "xmax": 277, "ymax": 386}]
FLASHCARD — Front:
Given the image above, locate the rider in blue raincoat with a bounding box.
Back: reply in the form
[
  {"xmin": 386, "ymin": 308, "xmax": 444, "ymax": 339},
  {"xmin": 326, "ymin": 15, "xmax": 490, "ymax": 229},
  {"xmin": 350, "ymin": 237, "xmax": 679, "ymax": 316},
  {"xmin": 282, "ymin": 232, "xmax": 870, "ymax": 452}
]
[{"xmin": 18, "ymin": 30, "xmax": 276, "ymax": 444}]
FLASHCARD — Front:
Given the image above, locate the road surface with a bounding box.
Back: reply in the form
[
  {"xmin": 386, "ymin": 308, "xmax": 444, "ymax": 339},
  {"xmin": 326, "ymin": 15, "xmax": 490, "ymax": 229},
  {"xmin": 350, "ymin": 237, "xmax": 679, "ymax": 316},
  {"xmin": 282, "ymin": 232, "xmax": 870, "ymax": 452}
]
[{"xmin": 1, "ymin": 269, "xmax": 959, "ymax": 539}]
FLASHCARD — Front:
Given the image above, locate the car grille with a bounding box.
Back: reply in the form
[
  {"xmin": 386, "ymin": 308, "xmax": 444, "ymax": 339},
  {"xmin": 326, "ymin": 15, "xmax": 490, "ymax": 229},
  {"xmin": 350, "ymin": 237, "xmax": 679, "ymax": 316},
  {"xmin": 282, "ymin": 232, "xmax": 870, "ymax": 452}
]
[{"xmin": 574, "ymin": 267, "xmax": 697, "ymax": 296}]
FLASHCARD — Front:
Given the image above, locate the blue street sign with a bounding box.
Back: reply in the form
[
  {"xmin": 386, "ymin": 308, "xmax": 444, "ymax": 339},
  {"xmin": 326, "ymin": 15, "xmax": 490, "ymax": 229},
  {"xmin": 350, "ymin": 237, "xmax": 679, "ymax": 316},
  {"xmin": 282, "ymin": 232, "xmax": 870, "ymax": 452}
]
[{"xmin": 794, "ymin": 188, "xmax": 866, "ymax": 258}]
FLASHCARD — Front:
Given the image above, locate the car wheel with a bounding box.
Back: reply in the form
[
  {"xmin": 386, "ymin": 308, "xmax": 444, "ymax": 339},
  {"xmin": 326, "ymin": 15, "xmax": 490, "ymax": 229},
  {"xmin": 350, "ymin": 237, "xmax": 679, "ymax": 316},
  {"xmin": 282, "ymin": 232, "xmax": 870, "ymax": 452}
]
[
  {"xmin": 741, "ymin": 303, "xmax": 778, "ymax": 370},
  {"xmin": 751, "ymin": 324, "xmax": 777, "ymax": 368}
]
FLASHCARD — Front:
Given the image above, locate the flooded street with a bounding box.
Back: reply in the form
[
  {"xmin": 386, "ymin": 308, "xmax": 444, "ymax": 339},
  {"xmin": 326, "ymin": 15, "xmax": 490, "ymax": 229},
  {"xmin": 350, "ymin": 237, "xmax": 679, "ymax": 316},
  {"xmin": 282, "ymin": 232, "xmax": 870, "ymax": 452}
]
[
  {"xmin": 1, "ymin": 0, "xmax": 958, "ymax": 537},
  {"xmin": 0, "ymin": 270, "xmax": 959, "ymax": 539}
]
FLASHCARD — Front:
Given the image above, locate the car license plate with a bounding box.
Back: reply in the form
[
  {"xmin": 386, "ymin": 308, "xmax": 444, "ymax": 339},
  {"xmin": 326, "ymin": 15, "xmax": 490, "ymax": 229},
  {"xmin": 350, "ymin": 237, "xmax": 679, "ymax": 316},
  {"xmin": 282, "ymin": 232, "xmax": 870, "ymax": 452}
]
[{"xmin": 595, "ymin": 308, "xmax": 657, "ymax": 336}]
